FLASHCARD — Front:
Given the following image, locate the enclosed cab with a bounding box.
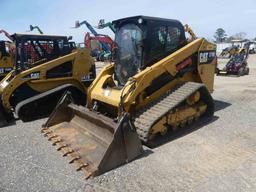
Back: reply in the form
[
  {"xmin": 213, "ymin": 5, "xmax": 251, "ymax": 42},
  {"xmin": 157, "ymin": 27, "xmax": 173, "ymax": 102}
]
[{"xmin": 113, "ymin": 16, "xmax": 187, "ymax": 85}]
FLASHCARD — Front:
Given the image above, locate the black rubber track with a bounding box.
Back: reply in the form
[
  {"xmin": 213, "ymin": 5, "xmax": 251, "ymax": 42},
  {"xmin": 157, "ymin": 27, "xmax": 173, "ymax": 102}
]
[
  {"xmin": 133, "ymin": 82, "xmax": 214, "ymax": 143},
  {"xmin": 15, "ymin": 84, "xmax": 86, "ymax": 122}
]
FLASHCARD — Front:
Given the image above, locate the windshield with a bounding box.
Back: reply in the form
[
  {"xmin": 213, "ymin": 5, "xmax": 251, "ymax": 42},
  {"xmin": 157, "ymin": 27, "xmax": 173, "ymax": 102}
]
[{"xmin": 115, "ymin": 24, "xmax": 143, "ymax": 85}]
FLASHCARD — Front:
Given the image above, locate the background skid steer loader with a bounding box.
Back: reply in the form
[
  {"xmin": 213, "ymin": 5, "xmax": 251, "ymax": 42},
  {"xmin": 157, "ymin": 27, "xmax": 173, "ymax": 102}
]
[
  {"xmin": 217, "ymin": 41, "xmax": 250, "ymax": 76},
  {"xmin": 0, "ymin": 33, "xmax": 95, "ymax": 127},
  {"xmin": 42, "ymin": 16, "xmax": 216, "ymax": 178}
]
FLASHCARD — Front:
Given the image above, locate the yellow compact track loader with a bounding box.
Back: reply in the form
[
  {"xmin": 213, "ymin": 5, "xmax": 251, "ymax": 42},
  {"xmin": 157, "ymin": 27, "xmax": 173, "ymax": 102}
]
[
  {"xmin": 42, "ymin": 16, "xmax": 216, "ymax": 178},
  {"xmin": 0, "ymin": 33, "xmax": 95, "ymax": 126}
]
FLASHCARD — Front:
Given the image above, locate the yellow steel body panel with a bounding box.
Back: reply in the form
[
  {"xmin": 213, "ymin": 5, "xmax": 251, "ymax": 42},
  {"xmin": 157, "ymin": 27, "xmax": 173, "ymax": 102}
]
[
  {"xmin": 88, "ymin": 38, "xmax": 216, "ymax": 116},
  {"xmin": 0, "ymin": 55, "xmax": 14, "ymax": 78}
]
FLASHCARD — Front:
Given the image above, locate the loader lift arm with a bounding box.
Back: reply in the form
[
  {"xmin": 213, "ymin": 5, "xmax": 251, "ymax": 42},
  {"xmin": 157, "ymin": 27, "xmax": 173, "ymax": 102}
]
[{"xmin": 184, "ymin": 24, "xmax": 197, "ymax": 42}]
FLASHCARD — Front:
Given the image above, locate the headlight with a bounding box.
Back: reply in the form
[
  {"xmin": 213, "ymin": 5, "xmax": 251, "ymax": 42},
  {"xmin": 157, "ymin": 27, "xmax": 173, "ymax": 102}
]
[{"xmin": 138, "ymin": 18, "xmax": 143, "ymax": 24}]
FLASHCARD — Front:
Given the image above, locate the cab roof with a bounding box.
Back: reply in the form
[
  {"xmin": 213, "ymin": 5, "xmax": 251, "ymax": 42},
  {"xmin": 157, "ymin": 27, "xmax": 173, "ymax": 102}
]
[
  {"xmin": 11, "ymin": 33, "xmax": 68, "ymax": 41},
  {"xmin": 112, "ymin": 15, "xmax": 183, "ymax": 27}
]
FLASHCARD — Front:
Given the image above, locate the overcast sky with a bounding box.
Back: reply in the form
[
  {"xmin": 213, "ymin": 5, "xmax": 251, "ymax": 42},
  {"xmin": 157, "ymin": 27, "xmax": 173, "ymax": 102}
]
[{"xmin": 1, "ymin": 0, "xmax": 256, "ymax": 42}]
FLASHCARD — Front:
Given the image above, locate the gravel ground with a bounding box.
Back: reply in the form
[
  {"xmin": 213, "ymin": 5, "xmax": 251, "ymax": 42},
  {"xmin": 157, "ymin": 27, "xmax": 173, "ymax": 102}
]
[{"xmin": 0, "ymin": 55, "xmax": 256, "ymax": 192}]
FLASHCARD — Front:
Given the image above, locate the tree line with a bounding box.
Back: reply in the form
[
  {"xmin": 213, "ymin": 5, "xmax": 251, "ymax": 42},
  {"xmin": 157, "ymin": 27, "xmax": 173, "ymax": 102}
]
[{"xmin": 214, "ymin": 28, "xmax": 256, "ymax": 43}]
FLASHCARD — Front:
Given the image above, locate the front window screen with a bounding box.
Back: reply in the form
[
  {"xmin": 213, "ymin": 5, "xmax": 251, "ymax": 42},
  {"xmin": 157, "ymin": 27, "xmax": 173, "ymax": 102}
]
[{"xmin": 115, "ymin": 24, "xmax": 143, "ymax": 85}]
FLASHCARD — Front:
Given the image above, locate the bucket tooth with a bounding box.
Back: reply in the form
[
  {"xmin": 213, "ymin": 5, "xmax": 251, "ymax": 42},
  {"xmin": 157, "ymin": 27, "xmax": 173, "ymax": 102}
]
[
  {"xmin": 48, "ymin": 134, "xmax": 58, "ymax": 140},
  {"xmin": 43, "ymin": 130, "xmax": 53, "ymax": 137},
  {"xmin": 68, "ymin": 155, "xmax": 81, "ymax": 164},
  {"xmin": 41, "ymin": 127, "xmax": 49, "ymax": 132},
  {"xmin": 75, "ymin": 162, "xmax": 89, "ymax": 171},
  {"xmin": 42, "ymin": 94, "xmax": 143, "ymax": 178},
  {"xmin": 51, "ymin": 138, "xmax": 62, "ymax": 145},
  {"xmin": 56, "ymin": 143, "xmax": 68, "ymax": 151},
  {"xmin": 83, "ymin": 171, "xmax": 92, "ymax": 179},
  {"xmin": 61, "ymin": 147, "xmax": 75, "ymax": 156}
]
